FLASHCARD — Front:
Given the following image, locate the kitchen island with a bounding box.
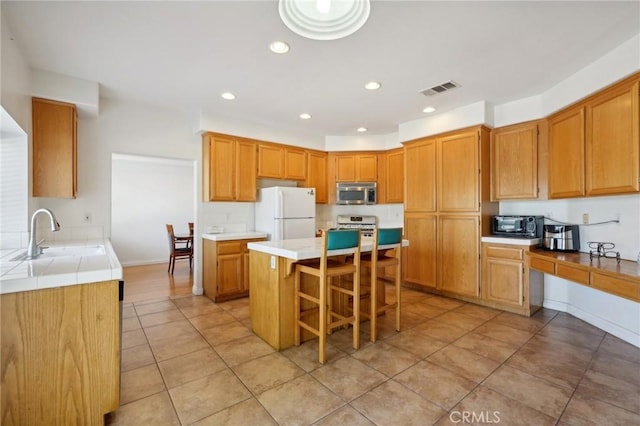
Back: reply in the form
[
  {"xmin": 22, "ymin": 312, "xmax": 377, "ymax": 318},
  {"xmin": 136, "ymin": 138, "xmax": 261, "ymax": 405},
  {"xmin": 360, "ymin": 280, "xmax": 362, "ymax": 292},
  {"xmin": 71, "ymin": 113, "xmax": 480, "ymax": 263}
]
[
  {"xmin": 248, "ymin": 237, "xmax": 408, "ymax": 350},
  {"xmin": 0, "ymin": 240, "xmax": 122, "ymax": 424}
]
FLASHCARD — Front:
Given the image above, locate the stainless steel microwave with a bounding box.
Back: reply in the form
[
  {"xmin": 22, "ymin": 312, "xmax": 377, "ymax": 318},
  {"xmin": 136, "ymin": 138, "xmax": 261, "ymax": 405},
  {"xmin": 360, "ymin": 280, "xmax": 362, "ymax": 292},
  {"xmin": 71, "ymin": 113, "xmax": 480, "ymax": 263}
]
[{"xmin": 336, "ymin": 182, "xmax": 377, "ymax": 205}]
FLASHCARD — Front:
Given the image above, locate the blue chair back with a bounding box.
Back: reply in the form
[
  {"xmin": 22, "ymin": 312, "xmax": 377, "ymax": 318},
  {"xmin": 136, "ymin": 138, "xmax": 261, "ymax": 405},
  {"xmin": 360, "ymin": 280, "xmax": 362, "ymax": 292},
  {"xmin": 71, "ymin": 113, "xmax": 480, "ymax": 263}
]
[
  {"xmin": 326, "ymin": 229, "xmax": 360, "ymax": 250},
  {"xmin": 378, "ymin": 228, "xmax": 402, "ymax": 245}
]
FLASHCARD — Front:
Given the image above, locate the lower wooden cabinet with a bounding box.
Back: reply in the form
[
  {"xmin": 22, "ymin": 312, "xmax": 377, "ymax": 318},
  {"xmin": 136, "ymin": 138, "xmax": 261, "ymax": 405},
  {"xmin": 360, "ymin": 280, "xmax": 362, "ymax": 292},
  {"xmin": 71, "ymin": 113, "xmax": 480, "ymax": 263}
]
[
  {"xmin": 203, "ymin": 237, "xmax": 265, "ymax": 302},
  {"xmin": 1, "ymin": 281, "xmax": 120, "ymax": 424},
  {"xmin": 482, "ymin": 242, "xmax": 543, "ymax": 316}
]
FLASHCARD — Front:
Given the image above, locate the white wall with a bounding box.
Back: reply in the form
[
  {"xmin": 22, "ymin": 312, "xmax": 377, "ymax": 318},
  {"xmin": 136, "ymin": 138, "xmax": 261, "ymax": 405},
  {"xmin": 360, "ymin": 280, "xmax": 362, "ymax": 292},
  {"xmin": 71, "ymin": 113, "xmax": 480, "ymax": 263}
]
[{"xmin": 111, "ymin": 154, "xmax": 195, "ymax": 266}]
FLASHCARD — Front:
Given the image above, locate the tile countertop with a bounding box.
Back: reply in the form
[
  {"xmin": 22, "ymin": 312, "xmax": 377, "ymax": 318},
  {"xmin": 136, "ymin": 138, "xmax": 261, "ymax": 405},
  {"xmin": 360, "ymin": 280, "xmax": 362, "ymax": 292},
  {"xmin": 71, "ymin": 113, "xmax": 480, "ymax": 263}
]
[
  {"xmin": 202, "ymin": 232, "xmax": 268, "ymax": 242},
  {"xmin": 248, "ymin": 237, "xmax": 409, "ymax": 261},
  {"xmin": 0, "ymin": 239, "xmax": 123, "ymax": 295},
  {"xmin": 481, "ymin": 236, "xmax": 541, "ymax": 246}
]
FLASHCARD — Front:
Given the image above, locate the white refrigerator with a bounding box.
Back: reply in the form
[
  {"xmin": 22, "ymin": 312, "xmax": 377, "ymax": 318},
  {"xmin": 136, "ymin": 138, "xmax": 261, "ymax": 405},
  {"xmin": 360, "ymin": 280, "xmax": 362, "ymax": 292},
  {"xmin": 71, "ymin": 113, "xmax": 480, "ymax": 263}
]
[{"xmin": 255, "ymin": 187, "xmax": 316, "ymax": 240}]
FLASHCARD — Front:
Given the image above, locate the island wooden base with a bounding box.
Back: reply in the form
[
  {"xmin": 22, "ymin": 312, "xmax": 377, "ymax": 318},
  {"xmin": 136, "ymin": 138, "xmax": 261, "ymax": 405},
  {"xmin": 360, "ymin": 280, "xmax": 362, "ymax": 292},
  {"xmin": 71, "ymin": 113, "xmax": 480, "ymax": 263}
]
[
  {"xmin": 1, "ymin": 281, "xmax": 120, "ymax": 425},
  {"xmin": 249, "ymin": 250, "xmax": 385, "ymax": 350}
]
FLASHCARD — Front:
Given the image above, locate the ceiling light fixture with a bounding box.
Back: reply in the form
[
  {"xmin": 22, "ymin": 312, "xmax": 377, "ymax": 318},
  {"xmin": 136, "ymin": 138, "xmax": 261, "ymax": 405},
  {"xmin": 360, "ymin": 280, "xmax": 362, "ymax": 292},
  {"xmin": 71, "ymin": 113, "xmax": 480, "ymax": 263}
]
[
  {"xmin": 423, "ymin": 106, "xmax": 436, "ymax": 113},
  {"xmin": 221, "ymin": 92, "xmax": 236, "ymax": 100},
  {"xmin": 365, "ymin": 81, "xmax": 381, "ymax": 90},
  {"xmin": 357, "ymin": 127, "xmax": 367, "ymax": 133},
  {"xmin": 299, "ymin": 113, "xmax": 312, "ymax": 119},
  {"xmin": 278, "ymin": 0, "xmax": 371, "ymax": 41},
  {"xmin": 269, "ymin": 41, "xmax": 290, "ymax": 54}
]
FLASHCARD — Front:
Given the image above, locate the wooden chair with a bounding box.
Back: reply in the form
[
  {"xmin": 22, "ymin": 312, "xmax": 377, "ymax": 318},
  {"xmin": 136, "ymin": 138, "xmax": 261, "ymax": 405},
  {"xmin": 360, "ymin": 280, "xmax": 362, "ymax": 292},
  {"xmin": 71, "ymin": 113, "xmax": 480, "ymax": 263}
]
[
  {"xmin": 188, "ymin": 222, "xmax": 194, "ymax": 236},
  {"xmin": 166, "ymin": 224, "xmax": 193, "ymax": 274},
  {"xmin": 360, "ymin": 228, "xmax": 403, "ymax": 342},
  {"xmin": 294, "ymin": 229, "xmax": 361, "ymax": 364}
]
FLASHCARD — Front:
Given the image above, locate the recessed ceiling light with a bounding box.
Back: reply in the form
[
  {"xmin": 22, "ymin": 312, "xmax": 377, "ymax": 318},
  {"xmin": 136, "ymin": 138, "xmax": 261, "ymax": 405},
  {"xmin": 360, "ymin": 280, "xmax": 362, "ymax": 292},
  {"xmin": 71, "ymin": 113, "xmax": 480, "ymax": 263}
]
[
  {"xmin": 357, "ymin": 127, "xmax": 367, "ymax": 133},
  {"xmin": 299, "ymin": 113, "xmax": 312, "ymax": 120},
  {"xmin": 221, "ymin": 92, "xmax": 236, "ymax": 100},
  {"xmin": 269, "ymin": 41, "xmax": 290, "ymax": 54},
  {"xmin": 279, "ymin": 0, "xmax": 371, "ymax": 41},
  {"xmin": 365, "ymin": 81, "xmax": 381, "ymax": 90},
  {"xmin": 423, "ymin": 106, "xmax": 436, "ymax": 113}
]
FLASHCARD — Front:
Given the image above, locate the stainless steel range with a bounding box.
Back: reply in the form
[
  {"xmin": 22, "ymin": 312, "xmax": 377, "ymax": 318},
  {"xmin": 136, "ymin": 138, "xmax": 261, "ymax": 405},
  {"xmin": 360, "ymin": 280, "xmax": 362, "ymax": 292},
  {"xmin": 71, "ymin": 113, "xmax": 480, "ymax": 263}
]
[{"xmin": 336, "ymin": 215, "xmax": 377, "ymax": 237}]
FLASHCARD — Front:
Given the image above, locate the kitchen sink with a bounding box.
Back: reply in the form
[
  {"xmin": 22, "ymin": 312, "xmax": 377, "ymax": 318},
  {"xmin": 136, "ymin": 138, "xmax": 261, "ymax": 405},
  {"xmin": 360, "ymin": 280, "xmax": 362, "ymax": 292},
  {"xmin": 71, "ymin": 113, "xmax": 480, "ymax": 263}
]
[{"xmin": 11, "ymin": 245, "xmax": 106, "ymax": 261}]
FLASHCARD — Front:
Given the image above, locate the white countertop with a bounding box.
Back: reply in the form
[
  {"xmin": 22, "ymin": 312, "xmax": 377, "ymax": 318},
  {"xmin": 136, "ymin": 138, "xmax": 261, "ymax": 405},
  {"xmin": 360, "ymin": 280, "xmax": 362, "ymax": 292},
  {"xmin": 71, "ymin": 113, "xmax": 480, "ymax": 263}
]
[
  {"xmin": 481, "ymin": 236, "xmax": 541, "ymax": 246},
  {"xmin": 248, "ymin": 237, "xmax": 409, "ymax": 261},
  {"xmin": 202, "ymin": 232, "xmax": 268, "ymax": 242},
  {"xmin": 0, "ymin": 239, "xmax": 123, "ymax": 295}
]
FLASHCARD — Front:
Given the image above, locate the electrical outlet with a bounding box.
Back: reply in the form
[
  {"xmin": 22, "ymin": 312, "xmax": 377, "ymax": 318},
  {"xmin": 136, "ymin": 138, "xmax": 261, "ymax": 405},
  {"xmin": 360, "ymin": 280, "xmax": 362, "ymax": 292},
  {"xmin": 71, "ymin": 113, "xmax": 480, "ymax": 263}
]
[
  {"xmin": 582, "ymin": 213, "xmax": 589, "ymax": 224},
  {"xmin": 270, "ymin": 255, "xmax": 276, "ymax": 269},
  {"xmin": 83, "ymin": 212, "xmax": 92, "ymax": 223}
]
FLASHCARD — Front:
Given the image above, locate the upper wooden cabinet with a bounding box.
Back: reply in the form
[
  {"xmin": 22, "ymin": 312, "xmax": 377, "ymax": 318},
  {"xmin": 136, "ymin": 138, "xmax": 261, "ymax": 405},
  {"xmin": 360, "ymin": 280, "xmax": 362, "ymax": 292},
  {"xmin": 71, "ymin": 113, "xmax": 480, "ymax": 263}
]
[
  {"xmin": 284, "ymin": 147, "xmax": 307, "ymax": 180},
  {"xmin": 404, "ymin": 138, "xmax": 436, "ymax": 212},
  {"xmin": 438, "ymin": 130, "xmax": 480, "ymax": 212},
  {"xmin": 547, "ymin": 73, "xmax": 640, "ymax": 199},
  {"xmin": 257, "ymin": 144, "xmax": 284, "ymax": 179},
  {"xmin": 32, "ymin": 97, "xmax": 77, "ymax": 198},
  {"xmin": 334, "ymin": 153, "xmax": 377, "ymax": 182},
  {"xmin": 305, "ymin": 150, "xmax": 328, "ymax": 204},
  {"xmin": 548, "ymin": 105, "xmax": 586, "ymax": 199},
  {"xmin": 202, "ymin": 133, "xmax": 257, "ymax": 202},
  {"xmin": 491, "ymin": 121, "xmax": 540, "ymax": 200},
  {"xmin": 257, "ymin": 143, "xmax": 307, "ymax": 180},
  {"xmin": 385, "ymin": 148, "xmax": 404, "ymax": 203},
  {"xmin": 585, "ymin": 79, "xmax": 639, "ymax": 196}
]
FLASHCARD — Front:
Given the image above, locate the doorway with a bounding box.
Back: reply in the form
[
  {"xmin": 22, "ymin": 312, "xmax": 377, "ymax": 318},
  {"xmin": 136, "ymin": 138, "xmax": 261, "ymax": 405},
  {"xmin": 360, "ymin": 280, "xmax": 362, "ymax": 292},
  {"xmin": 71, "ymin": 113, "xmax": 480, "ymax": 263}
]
[{"xmin": 111, "ymin": 153, "xmax": 195, "ymax": 266}]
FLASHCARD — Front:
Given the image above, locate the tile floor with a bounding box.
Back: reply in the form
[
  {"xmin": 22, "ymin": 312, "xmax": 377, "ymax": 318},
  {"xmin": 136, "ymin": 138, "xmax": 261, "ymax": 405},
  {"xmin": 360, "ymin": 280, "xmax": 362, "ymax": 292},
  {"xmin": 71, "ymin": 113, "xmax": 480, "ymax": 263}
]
[{"xmin": 106, "ymin": 286, "xmax": 640, "ymax": 425}]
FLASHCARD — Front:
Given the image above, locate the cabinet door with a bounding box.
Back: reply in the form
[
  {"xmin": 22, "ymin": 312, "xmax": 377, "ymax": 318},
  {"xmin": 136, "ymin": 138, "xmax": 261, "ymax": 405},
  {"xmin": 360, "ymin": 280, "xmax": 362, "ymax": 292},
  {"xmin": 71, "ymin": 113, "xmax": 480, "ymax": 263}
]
[
  {"xmin": 586, "ymin": 81, "xmax": 640, "ymax": 196},
  {"xmin": 258, "ymin": 144, "xmax": 284, "ymax": 178},
  {"xmin": 335, "ymin": 155, "xmax": 356, "ymax": 181},
  {"xmin": 284, "ymin": 147, "xmax": 307, "ymax": 180},
  {"xmin": 439, "ymin": 131, "xmax": 479, "ymax": 212},
  {"xmin": 438, "ymin": 215, "xmax": 479, "ymax": 297},
  {"xmin": 207, "ymin": 135, "xmax": 236, "ymax": 201},
  {"xmin": 235, "ymin": 140, "xmax": 257, "ymax": 201},
  {"xmin": 548, "ymin": 106, "xmax": 585, "ymax": 198},
  {"xmin": 403, "ymin": 213, "xmax": 437, "ymax": 289},
  {"xmin": 404, "ymin": 139, "xmax": 436, "ymax": 212},
  {"xmin": 32, "ymin": 98, "xmax": 77, "ymax": 198},
  {"xmin": 386, "ymin": 149, "xmax": 404, "ymax": 203},
  {"xmin": 491, "ymin": 122, "xmax": 538, "ymax": 200},
  {"xmin": 356, "ymin": 154, "xmax": 377, "ymax": 181},
  {"xmin": 483, "ymin": 258, "xmax": 524, "ymax": 307},
  {"xmin": 306, "ymin": 151, "xmax": 328, "ymax": 203},
  {"xmin": 217, "ymin": 252, "xmax": 244, "ymax": 297}
]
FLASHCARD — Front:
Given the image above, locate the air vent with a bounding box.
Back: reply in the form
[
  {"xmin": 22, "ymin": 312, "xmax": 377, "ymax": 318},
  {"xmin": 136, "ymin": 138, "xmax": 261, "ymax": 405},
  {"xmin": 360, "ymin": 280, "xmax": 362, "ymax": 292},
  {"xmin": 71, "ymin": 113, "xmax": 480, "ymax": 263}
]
[{"xmin": 420, "ymin": 80, "xmax": 461, "ymax": 96}]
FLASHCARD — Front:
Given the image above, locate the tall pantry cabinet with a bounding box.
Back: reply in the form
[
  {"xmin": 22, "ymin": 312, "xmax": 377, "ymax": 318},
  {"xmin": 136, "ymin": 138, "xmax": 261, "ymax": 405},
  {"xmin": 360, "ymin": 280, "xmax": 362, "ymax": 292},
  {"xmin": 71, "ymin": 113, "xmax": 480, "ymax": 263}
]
[{"xmin": 404, "ymin": 126, "xmax": 497, "ymax": 297}]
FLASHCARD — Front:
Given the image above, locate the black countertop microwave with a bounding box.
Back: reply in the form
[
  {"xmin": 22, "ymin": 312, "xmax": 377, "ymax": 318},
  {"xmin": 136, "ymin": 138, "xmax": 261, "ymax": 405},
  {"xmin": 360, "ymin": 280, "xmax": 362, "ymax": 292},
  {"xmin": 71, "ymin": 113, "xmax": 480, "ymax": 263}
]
[{"xmin": 492, "ymin": 215, "xmax": 544, "ymax": 238}]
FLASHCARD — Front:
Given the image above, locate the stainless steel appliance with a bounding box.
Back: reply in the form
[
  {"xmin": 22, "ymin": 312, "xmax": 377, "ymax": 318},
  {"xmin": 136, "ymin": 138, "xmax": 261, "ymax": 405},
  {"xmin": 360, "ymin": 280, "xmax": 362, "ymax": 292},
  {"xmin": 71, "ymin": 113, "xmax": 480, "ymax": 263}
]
[
  {"xmin": 336, "ymin": 182, "xmax": 376, "ymax": 205},
  {"xmin": 542, "ymin": 224, "xmax": 580, "ymax": 252},
  {"xmin": 492, "ymin": 215, "xmax": 543, "ymax": 238},
  {"xmin": 336, "ymin": 214, "xmax": 377, "ymax": 237}
]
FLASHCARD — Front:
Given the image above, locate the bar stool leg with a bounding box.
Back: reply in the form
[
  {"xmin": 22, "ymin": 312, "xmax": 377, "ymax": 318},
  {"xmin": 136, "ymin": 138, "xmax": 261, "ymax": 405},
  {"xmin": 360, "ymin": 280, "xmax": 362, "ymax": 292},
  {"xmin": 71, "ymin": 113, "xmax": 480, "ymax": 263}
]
[
  {"xmin": 294, "ymin": 270, "xmax": 301, "ymax": 346},
  {"xmin": 353, "ymin": 269, "xmax": 360, "ymax": 350},
  {"xmin": 318, "ymin": 274, "xmax": 327, "ymax": 364},
  {"xmin": 395, "ymin": 263, "xmax": 401, "ymax": 331},
  {"xmin": 370, "ymin": 264, "xmax": 378, "ymax": 342}
]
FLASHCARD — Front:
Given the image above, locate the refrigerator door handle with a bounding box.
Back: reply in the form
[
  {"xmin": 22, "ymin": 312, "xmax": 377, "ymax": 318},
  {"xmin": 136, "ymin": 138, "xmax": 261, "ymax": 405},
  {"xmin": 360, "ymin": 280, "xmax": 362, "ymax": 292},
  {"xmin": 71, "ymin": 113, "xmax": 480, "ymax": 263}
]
[{"xmin": 276, "ymin": 188, "xmax": 284, "ymax": 219}]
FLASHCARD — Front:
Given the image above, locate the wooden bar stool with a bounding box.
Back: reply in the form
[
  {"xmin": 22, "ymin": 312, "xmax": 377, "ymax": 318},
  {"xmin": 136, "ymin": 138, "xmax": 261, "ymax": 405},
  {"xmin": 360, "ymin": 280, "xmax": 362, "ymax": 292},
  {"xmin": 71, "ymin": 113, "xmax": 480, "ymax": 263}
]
[
  {"xmin": 361, "ymin": 227, "xmax": 403, "ymax": 342},
  {"xmin": 294, "ymin": 229, "xmax": 361, "ymax": 364}
]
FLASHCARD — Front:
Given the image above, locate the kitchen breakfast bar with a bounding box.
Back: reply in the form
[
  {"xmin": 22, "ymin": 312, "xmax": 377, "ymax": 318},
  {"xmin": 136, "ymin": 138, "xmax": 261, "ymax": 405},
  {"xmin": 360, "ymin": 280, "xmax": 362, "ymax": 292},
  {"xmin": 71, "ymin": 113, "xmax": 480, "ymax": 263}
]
[{"xmin": 248, "ymin": 237, "xmax": 408, "ymax": 350}]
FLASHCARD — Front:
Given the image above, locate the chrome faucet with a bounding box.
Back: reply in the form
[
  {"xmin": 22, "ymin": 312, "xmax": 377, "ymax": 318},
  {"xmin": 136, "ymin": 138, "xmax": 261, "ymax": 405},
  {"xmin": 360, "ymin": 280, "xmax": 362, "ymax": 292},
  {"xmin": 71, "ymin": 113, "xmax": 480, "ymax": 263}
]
[{"xmin": 26, "ymin": 208, "xmax": 60, "ymax": 259}]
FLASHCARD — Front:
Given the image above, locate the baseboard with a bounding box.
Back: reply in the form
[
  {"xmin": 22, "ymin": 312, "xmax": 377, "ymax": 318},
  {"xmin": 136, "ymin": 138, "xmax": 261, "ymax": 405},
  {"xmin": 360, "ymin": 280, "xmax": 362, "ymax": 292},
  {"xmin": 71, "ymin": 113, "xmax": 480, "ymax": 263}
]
[
  {"xmin": 543, "ymin": 299, "xmax": 640, "ymax": 348},
  {"xmin": 120, "ymin": 259, "xmax": 167, "ymax": 267}
]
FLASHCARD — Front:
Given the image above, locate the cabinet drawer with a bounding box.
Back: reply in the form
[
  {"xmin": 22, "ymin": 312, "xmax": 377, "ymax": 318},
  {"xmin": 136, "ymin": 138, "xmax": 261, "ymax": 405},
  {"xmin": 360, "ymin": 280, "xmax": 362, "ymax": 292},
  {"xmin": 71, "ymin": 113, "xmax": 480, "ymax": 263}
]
[
  {"xmin": 556, "ymin": 264, "xmax": 589, "ymax": 285},
  {"xmin": 591, "ymin": 273, "xmax": 640, "ymax": 302},
  {"xmin": 217, "ymin": 241, "xmax": 242, "ymax": 255},
  {"xmin": 486, "ymin": 246, "xmax": 523, "ymax": 260},
  {"xmin": 529, "ymin": 257, "xmax": 555, "ymax": 274}
]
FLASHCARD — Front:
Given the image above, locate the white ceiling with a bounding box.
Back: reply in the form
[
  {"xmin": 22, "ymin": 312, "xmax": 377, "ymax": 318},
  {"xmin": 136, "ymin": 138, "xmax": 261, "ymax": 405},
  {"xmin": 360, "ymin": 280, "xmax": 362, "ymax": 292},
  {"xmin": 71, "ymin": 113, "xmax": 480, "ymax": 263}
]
[{"xmin": 3, "ymin": 1, "xmax": 639, "ymax": 138}]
